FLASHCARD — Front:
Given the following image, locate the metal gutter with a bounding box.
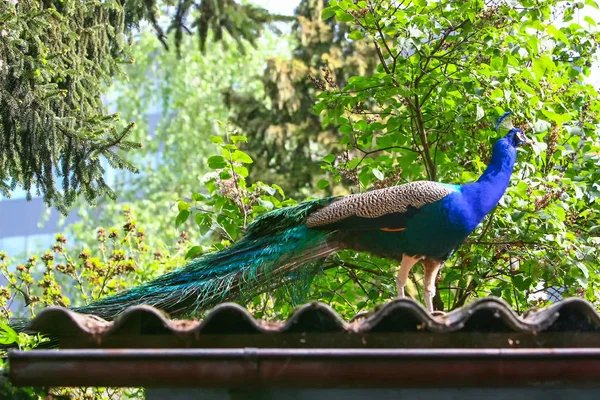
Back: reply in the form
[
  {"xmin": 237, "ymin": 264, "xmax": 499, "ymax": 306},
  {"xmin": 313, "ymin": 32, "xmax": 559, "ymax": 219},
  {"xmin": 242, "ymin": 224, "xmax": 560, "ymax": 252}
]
[{"xmin": 10, "ymin": 348, "xmax": 600, "ymax": 388}]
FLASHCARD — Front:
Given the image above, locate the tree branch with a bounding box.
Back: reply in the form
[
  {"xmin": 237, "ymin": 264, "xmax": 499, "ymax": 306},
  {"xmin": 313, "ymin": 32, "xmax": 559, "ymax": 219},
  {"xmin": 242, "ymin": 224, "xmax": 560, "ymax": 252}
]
[{"xmin": 413, "ymin": 95, "xmax": 437, "ymax": 180}]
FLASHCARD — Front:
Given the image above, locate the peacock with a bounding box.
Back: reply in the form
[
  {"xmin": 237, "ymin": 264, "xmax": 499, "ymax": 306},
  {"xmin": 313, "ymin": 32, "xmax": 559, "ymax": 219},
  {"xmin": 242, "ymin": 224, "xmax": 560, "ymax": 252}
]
[
  {"xmin": 4, "ymin": 112, "xmax": 529, "ymax": 342},
  {"xmin": 50, "ymin": 111, "xmax": 531, "ymax": 322}
]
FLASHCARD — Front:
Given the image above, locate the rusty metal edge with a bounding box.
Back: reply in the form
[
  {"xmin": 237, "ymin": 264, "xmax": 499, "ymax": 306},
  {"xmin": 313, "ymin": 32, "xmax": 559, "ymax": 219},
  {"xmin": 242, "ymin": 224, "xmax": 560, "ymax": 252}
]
[{"xmin": 9, "ymin": 348, "xmax": 600, "ymax": 388}]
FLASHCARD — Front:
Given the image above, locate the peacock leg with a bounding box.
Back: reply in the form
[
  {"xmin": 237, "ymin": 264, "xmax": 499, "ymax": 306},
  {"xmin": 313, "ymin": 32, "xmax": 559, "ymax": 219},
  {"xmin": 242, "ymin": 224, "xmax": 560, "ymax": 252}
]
[
  {"xmin": 396, "ymin": 254, "xmax": 423, "ymax": 298},
  {"xmin": 422, "ymin": 258, "xmax": 443, "ymax": 313}
]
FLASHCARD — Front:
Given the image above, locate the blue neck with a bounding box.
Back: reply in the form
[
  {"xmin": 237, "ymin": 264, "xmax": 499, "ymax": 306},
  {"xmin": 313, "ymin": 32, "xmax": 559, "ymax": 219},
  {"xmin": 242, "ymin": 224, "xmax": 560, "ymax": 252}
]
[{"xmin": 461, "ymin": 138, "xmax": 517, "ymax": 225}]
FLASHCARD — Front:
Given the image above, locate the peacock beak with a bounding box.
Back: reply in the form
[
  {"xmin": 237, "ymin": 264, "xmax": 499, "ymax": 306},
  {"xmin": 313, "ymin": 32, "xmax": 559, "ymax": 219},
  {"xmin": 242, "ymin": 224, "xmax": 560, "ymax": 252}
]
[{"xmin": 515, "ymin": 129, "xmax": 532, "ymax": 147}]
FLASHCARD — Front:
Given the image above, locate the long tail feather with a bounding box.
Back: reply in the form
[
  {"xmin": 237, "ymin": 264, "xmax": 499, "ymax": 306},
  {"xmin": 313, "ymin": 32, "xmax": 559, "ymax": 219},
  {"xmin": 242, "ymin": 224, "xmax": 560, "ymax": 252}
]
[
  {"xmin": 72, "ymin": 225, "xmax": 338, "ymax": 321},
  {"xmin": 64, "ymin": 199, "xmax": 339, "ymax": 321},
  {"xmin": 1, "ymin": 199, "xmax": 340, "ymax": 351}
]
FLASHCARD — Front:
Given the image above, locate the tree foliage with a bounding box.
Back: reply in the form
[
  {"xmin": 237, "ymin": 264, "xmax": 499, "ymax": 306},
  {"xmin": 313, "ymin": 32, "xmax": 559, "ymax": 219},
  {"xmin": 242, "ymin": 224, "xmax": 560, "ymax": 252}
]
[
  {"xmin": 0, "ymin": 0, "xmax": 139, "ymax": 214},
  {"xmin": 224, "ymin": 0, "xmax": 378, "ymax": 196},
  {"xmin": 312, "ymin": 0, "xmax": 600, "ymax": 312},
  {"xmin": 2, "ymin": 0, "xmax": 600, "ymax": 347},
  {"xmin": 137, "ymin": 0, "xmax": 294, "ymax": 54},
  {"xmin": 183, "ymin": 0, "xmax": 600, "ymax": 316},
  {"xmin": 0, "ymin": 0, "xmax": 286, "ymax": 213},
  {"xmin": 67, "ymin": 29, "xmax": 281, "ymax": 248},
  {"xmin": 0, "ymin": 209, "xmax": 185, "ymax": 398}
]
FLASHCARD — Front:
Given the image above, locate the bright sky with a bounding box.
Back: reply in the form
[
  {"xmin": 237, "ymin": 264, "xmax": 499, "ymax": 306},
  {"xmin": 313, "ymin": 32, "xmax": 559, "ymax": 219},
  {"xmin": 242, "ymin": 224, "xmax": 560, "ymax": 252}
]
[{"xmin": 253, "ymin": 0, "xmax": 299, "ymax": 15}]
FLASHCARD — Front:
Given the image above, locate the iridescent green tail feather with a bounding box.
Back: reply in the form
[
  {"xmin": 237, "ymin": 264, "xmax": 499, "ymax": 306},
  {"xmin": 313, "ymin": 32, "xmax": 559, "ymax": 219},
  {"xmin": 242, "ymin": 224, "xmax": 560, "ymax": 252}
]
[{"xmin": 71, "ymin": 198, "xmax": 338, "ymax": 321}]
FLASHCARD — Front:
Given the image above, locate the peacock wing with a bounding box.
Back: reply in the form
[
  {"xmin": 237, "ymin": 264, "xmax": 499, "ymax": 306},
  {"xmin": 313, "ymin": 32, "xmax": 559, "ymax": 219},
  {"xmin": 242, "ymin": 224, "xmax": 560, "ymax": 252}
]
[
  {"xmin": 243, "ymin": 197, "xmax": 338, "ymax": 239},
  {"xmin": 304, "ymin": 181, "xmax": 457, "ymax": 232}
]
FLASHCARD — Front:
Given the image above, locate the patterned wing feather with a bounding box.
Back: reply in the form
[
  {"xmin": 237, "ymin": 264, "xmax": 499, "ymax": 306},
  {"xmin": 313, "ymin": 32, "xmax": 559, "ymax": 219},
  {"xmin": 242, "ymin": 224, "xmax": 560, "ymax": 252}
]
[
  {"xmin": 305, "ymin": 181, "xmax": 455, "ymax": 230},
  {"xmin": 244, "ymin": 197, "xmax": 336, "ymax": 239}
]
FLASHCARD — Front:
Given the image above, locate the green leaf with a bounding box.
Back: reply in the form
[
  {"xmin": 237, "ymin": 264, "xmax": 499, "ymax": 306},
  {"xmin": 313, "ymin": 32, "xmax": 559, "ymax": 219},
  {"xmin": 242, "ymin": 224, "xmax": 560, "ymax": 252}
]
[
  {"xmin": 232, "ymin": 150, "xmax": 253, "ymax": 164},
  {"xmin": 313, "ymin": 101, "xmax": 328, "ymax": 115},
  {"xmin": 346, "ymin": 158, "xmax": 361, "ymax": 169},
  {"xmin": 317, "ymin": 179, "xmax": 330, "ymax": 189},
  {"xmin": 207, "ymin": 156, "xmax": 228, "ymax": 169},
  {"xmin": 349, "ymin": 30, "xmax": 365, "ymax": 40},
  {"xmin": 185, "ymin": 246, "xmax": 204, "ymax": 259},
  {"xmin": 210, "ymin": 136, "xmax": 223, "ymax": 144},
  {"xmin": 335, "ymin": 10, "xmax": 354, "ymax": 23},
  {"xmin": 262, "ymin": 186, "xmax": 276, "ymax": 196},
  {"xmin": 475, "ymin": 105, "xmax": 485, "ymax": 121},
  {"xmin": 372, "ymin": 168, "xmax": 384, "ymax": 181},
  {"xmin": 234, "ymin": 165, "xmax": 249, "ymax": 177},
  {"xmin": 541, "ymin": 109, "xmax": 572, "ymax": 124},
  {"xmin": 323, "ymin": 154, "xmax": 336, "ymax": 163},
  {"xmin": 512, "ymin": 275, "xmax": 532, "ymax": 291},
  {"xmin": 368, "ymin": 288, "xmax": 379, "ymax": 300},
  {"xmin": 355, "ymin": 119, "xmax": 368, "ymax": 132},
  {"xmin": 258, "ymin": 198, "xmax": 274, "ymax": 210},
  {"xmin": 230, "ymin": 135, "xmax": 247, "ymax": 143},
  {"xmin": 271, "ymin": 184, "xmax": 285, "ymax": 197},
  {"xmin": 546, "ymin": 25, "xmax": 568, "ymax": 43},
  {"xmin": 443, "ymin": 270, "xmax": 462, "ymax": 284},
  {"xmin": 490, "ymin": 286, "xmax": 503, "ymax": 298},
  {"xmin": 322, "ymin": 7, "xmax": 336, "ymax": 20},
  {"xmin": 339, "ymin": 124, "xmax": 353, "ymax": 134},
  {"xmin": 533, "ymin": 119, "xmax": 551, "ymax": 132},
  {"xmin": 511, "ymin": 211, "xmax": 526, "ymax": 222},
  {"xmin": 584, "ymin": 16, "xmax": 597, "ymax": 26},
  {"xmin": 577, "ymin": 262, "xmax": 589, "ymax": 279},
  {"xmin": 178, "ymin": 201, "xmax": 190, "ymax": 211},
  {"xmin": 175, "ymin": 210, "xmax": 190, "ymax": 227},
  {"xmin": 0, "ymin": 322, "xmax": 18, "ymax": 345},
  {"xmin": 195, "ymin": 213, "xmax": 212, "ymax": 235},
  {"xmin": 219, "ymin": 171, "xmax": 232, "ymax": 180},
  {"xmin": 387, "ymin": 116, "xmax": 401, "ymax": 132},
  {"xmin": 192, "ymin": 193, "xmax": 206, "ymax": 201},
  {"xmin": 491, "ymin": 88, "xmax": 503, "ymax": 100}
]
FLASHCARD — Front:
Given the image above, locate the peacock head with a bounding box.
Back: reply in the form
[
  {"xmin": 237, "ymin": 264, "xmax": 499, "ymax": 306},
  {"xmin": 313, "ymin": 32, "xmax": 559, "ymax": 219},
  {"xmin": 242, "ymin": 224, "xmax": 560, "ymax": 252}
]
[
  {"xmin": 496, "ymin": 111, "xmax": 532, "ymax": 148},
  {"xmin": 506, "ymin": 127, "xmax": 531, "ymax": 148}
]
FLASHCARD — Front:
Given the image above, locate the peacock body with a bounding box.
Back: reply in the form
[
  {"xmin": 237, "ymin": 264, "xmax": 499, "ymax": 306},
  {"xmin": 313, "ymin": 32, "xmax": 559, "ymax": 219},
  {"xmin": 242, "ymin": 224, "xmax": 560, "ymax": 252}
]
[
  {"xmin": 13, "ymin": 115, "xmax": 530, "ymax": 331},
  {"xmin": 305, "ymin": 121, "xmax": 529, "ymax": 311}
]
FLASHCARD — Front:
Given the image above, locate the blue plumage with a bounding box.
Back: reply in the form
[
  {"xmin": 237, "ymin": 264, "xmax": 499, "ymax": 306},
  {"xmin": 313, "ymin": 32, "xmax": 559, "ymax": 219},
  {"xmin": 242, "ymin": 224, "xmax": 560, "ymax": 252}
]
[{"xmin": 309, "ymin": 120, "xmax": 530, "ymax": 311}]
